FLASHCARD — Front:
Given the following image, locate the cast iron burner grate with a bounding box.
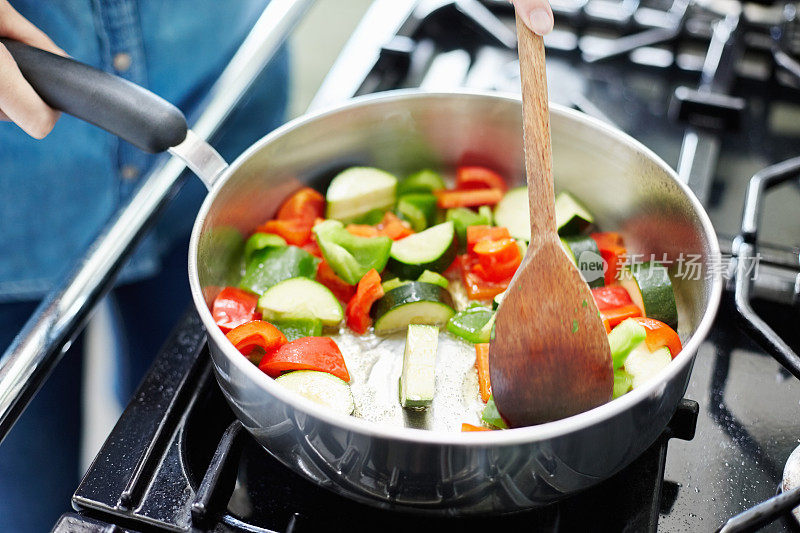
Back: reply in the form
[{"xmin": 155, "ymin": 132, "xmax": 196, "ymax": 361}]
[{"xmin": 54, "ymin": 311, "xmax": 698, "ymax": 533}]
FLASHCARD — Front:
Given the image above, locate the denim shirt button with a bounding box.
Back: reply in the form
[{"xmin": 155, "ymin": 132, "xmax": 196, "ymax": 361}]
[
  {"xmin": 121, "ymin": 165, "xmax": 140, "ymax": 180},
  {"xmin": 113, "ymin": 52, "xmax": 132, "ymax": 73}
]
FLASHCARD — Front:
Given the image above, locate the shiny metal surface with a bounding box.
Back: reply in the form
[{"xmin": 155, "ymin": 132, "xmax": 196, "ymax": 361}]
[
  {"xmin": 189, "ymin": 91, "xmax": 722, "ymax": 512},
  {"xmin": 0, "ymin": 0, "xmax": 313, "ymax": 443}
]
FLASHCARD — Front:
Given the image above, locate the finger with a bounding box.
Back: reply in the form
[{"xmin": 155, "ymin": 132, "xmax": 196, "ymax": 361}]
[
  {"xmin": 511, "ymin": 0, "xmax": 554, "ymax": 36},
  {"xmin": 0, "ymin": 0, "xmax": 67, "ymax": 56},
  {"xmin": 0, "ymin": 43, "xmax": 59, "ymax": 138}
]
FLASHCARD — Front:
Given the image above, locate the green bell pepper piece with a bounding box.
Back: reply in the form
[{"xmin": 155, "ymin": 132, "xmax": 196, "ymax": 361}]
[
  {"xmin": 397, "ymin": 193, "xmax": 438, "ymax": 231},
  {"xmin": 397, "ymin": 169, "xmax": 446, "ymax": 195},
  {"xmin": 446, "ymin": 207, "xmax": 492, "ymax": 252},
  {"xmin": 396, "ymin": 199, "xmax": 427, "ymax": 232},
  {"xmin": 417, "ymin": 270, "xmax": 448, "ymax": 288},
  {"xmin": 477, "ymin": 205, "xmax": 493, "ymax": 226},
  {"xmin": 352, "ymin": 208, "xmax": 387, "ymax": 225},
  {"xmin": 613, "ymin": 369, "xmax": 633, "ymax": 399},
  {"xmin": 314, "ymin": 220, "xmax": 392, "ymax": 285},
  {"xmin": 447, "ymin": 306, "xmax": 494, "ymax": 343},
  {"xmin": 271, "ymin": 318, "xmax": 323, "ymax": 341},
  {"xmin": 239, "ymin": 245, "xmax": 319, "ymax": 295},
  {"xmin": 481, "ymin": 395, "xmax": 508, "ymax": 429},
  {"xmin": 608, "ymin": 318, "xmax": 647, "ymax": 369},
  {"xmin": 244, "ymin": 232, "xmax": 287, "ymax": 262}
]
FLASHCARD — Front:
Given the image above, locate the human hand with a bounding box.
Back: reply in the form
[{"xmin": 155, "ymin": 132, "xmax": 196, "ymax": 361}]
[
  {"xmin": 0, "ymin": 0, "xmax": 66, "ymax": 138},
  {"xmin": 511, "ymin": 0, "xmax": 555, "ymax": 36}
]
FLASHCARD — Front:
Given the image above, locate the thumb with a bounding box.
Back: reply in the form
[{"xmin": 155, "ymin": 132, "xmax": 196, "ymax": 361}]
[{"xmin": 511, "ymin": 0, "xmax": 554, "ymax": 36}]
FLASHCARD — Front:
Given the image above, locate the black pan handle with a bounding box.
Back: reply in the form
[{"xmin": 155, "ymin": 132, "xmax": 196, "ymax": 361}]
[{"xmin": 1, "ymin": 39, "xmax": 187, "ymax": 153}]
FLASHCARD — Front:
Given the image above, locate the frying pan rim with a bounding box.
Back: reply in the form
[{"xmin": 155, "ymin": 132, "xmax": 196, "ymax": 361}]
[{"xmin": 188, "ymin": 89, "xmax": 722, "ymax": 446}]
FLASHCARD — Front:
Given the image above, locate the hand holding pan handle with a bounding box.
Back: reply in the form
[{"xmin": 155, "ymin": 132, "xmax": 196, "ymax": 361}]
[{"xmin": 1, "ymin": 38, "xmax": 188, "ymax": 153}]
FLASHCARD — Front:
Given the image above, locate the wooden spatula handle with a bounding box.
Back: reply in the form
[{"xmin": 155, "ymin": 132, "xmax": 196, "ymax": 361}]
[{"xmin": 516, "ymin": 13, "xmax": 555, "ymax": 240}]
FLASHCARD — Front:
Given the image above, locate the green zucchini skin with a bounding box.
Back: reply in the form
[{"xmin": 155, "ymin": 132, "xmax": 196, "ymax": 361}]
[
  {"xmin": 620, "ymin": 261, "xmax": 678, "ymax": 328},
  {"xmin": 371, "ymin": 282, "xmax": 455, "ymax": 334},
  {"xmin": 386, "ymin": 222, "xmax": 457, "ymax": 279},
  {"xmin": 561, "ymin": 235, "xmax": 605, "ymax": 288}
]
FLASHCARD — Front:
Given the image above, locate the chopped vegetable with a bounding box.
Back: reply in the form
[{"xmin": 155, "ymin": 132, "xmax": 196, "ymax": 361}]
[
  {"xmin": 239, "ymin": 245, "xmax": 319, "ymax": 295},
  {"xmin": 623, "ymin": 343, "xmax": 671, "ymax": 388},
  {"xmin": 613, "ymin": 369, "xmax": 633, "ymax": 399},
  {"xmin": 277, "ymin": 187, "xmax": 325, "ymax": 222},
  {"xmin": 632, "ymin": 317, "xmax": 682, "ymax": 357},
  {"xmin": 619, "ymin": 261, "xmax": 678, "ymax": 328},
  {"xmin": 381, "ymin": 278, "xmax": 409, "ymax": 292},
  {"xmin": 591, "ymin": 285, "xmax": 633, "ymax": 311},
  {"xmin": 475, "ymin": 343, "xmax": 491, "ymax": 402},
  {"xmin": 601, "ymin": 303, "xmax": 642, "ymax": 330},
  {"xmin": 447, "ymin": 306, "xmax": 494, "ymax": 343},
  {"xmin": 608, "ymin": 318, "xmax": 647, "ymax": 369},
  {"xmin": 314, "ymin": 220, "xmax": 392, "ymax": 285},
  {"xmin": 316, "ymin": 260, "xmax": 356, "ymax": 303},
  {"xmin": 459, "ymin": 254, "xmax": 510, "ymax": 300},
  {"xmin": 256, "ymin": 218, "xmax": 314, "ymax": 246},
  {"xmin": 325, "ymin": 167, "xmax": 397, "ymax": 222},
  {"xmin": 493, "ymin": 186, "xmax": 530, "ymax": 241},
  {"xmin": 473, "ymin": 237, "xmax": 522, "ymax": 282},
  {"xmin": 555, "ymin": 191, "xmax": 594, "ymax": 236},
  {"xmin": 417, "ymin": 270, "xmax": 448, "ymax": 288},
  {"xmin": 345, "ymin": 269, "xmax": 385, "ymax": 334},
  {"xmin": 397, "ymin": 193, "xmax": 437, "ymax": 231},
  {"xmin": 259, "ymin": 336, "xmax": 350, "ymax": 382},
  {"xmin": 375, "ymin": 211, "xmax": 415, "ymax": 240},
  {"xmin": 492, "ymin": 290, "xmax": 505, "ymax": 310},
  {"xmin": 212, "ymin": 287, "xmax": 259, "ymax": 333},
  {"xmin": 560, "ymin": 235, "xmax": 604, "ymax": 288},
  {"xmin": 371, "ymin": 282, "xmax": 456, "ymax": 334},
  {"xmin": 258, "ymin": 277, "xmax": 344, "ymax": 326},
  {"xmin": 446, "ymin": 207, "xmax": 492, "ymax": 252},
  {"xmin": 271, "ymin": 318, "xmax": 323, "ymax": 342},
  {"xmin": 387, "ymin": 221, "xmax": 457, "ymax": 279},
  {"xmin": 225, "ymin": 321, "xmax": 287, "ymax": 361},
  {"xmin": 399, "ymin": 324, "xmax": 438, "ymax": 409},
  {"xmin": 466, "ymin": 225, "xmax": 510, "ymax": 254},
  {"xmin": 456, "ymin": 166, "xmax": 507, "ymax": 192},
  {"xmin": 275, "ymin": 370, "xmax": 354, "ymax": 415},
  {"xmin": 244, "ymin": 233, "xmax": 287, "ymax": 262},
  {"xmin": 397, "ymin": 169, "xmax": 446, "ymax": 195},
  {"xmin": 591, "ymin": 232, "xmax": 627, "ymax": 285},
  {"xmin": 435, "ymin": 188, "xmax": 504, "ymax": 209},
  {"xmin": 461, "ymin": 423, "xmax": 491, "ymax": 432},
  {"xmin": 481, "ymin": 396, "xmax": 508, "ymax": 429}
]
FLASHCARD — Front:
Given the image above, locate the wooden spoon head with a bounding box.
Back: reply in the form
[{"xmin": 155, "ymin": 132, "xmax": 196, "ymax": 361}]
[{"xmin": 490, "ymin": 236, "xmax": 613, "ymax": 427}]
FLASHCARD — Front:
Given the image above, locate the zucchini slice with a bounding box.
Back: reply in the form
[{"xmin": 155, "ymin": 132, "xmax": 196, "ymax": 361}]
[
  {"xmin": 371, "ymin": 282, "xmax": 455, "ymax": 334},
  {"xmin": 560, "ymin": 235, "xmax": 605, "ymax": 288},
  {"xmin": 623, "ymin": 343, "xmax": 671, "ymax": 389},
  {"xmin": 493, "ymin": 186, "xmax": 530, "ymax": 241},
  {"xmin": 325, "ymin": 167, "xmax": 397, "ymax": 222},
  {"xmin": 618, "ymin": 261, "xmax": 678, "ymax": 328},
  {"xmin": 258, "ymin": 277, "xmax": 343, "ymax": 326},
  {"xmin": 387, "ymin": 221, "xmax": 456, "ymax": 279},
  {"xmin": 555, "ymin": 191, "xmax": 594, "ymax": 236},
  {"xmin": 492, "ymin": 290, "xmax": 506, "ymax": 310},
  {"xmin": 399, "ymin": 324, "xmax": 438, "ymax": 409},
  {"xmin": 275, "ymin": 370, "xmax": 354, "ymax": 416}
]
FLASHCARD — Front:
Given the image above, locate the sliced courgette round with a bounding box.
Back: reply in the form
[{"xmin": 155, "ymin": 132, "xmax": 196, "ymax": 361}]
[
  {"xmin": 387, "ymin": 221, "xmax": 456, "ymax": 279},
  {"xmin": 258, "ymin": 277, "xmax": 344, "ymax": 326},
  {"xmin": 275, "ymin": 370, "xmax": 354, "ymax": 416},
  {"xmin": 371, "ymin": 282, "xmax": 455, "ymax": 334},
  {"xmin": 555, "ymin": 191, "xmax": 594, "ymax": 236},
  {"xmin": 560, "ymin": 235, "xmax": 605, "ymax": 288},
  {"xmin": 325, "ymin": 167, "xmax": 397, "ymax": 222},
  {"xmin": 493, "ymin": 186, "xmax": 530, "ymax": 241},
  {"xmin": 618, "ymin": 261, "xmax": 678, "ymax": 328}
]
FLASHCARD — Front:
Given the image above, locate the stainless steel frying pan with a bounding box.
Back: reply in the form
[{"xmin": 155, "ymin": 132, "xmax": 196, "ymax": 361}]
[{"xmin": 0, "ymin": 22, "xmax": 721, "ymax": 514}]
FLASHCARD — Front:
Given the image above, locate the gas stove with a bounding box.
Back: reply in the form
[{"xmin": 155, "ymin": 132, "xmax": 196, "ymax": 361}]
[{"xmin": 54, "ymin": 0, "xmax": 800, "ymax": 531}]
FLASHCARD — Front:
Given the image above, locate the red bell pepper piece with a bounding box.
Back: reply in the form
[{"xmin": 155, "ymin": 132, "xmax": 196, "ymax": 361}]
[
  {"xmin": 601, "ymin": 304, "xmax": 642, "ymax": 330},
  {"xmin": 475, "ymin": 343, "xmax": 492, "ymax": 403},
  {"xmin": 259, "ymin": 336, "xmax": 350, "ymax": 381},
  {"xmin": 591, "ymin": 285, "xmax": 634, "ymax": 311},
  {"xmin": 465, "ymin": 225, "xmax": 511, "ymax": 254},
  {"xmin": 591, "ymin": 232, "xmax": 627, "ymax": 285},
  {"xmin": 277, "ymin": 187, "xmax": 324, "ymax": 222},
  {"xmin": 632, "ymin": 317, "xmax": 682, "ymax": 358},
  {"xmin": 301, "ymin": 236, "xmax": 322, "ymax": 258},
  {"xmin": 226, "ymin": 320, "xmax": 287, "ymax": 357},
  {"xmin": 346, "ymin": 224, "xmax": 381, "ymax": 238},
  {"xmin": 435, "ymin": 188, "xmax": 503, "ymax": 209},
  {"xmin": 317, "ymin": 260, "xmax": 356, "ymax": 303},
  {"xmin": 345, "ymin": 269, "xmax": 384, "ymax": 334},
  {"xmin": 256, "ymin": 218, "xmax": 313, "ymax": 246},
  {"xmin": 460, "ymin": 255, "xmax": 510, "ymax": 300},
  {"xmin": 376, "ymin": 212, "xmax": 414, "ymax": 240},
  {"xmin": 473, "ymin": 238, "xmax": 522, "ymax": 282},
  {"xmin": 456, "ymin": 166, "xmax": 508, "ymax": 192},
  {"xmin": 212, "ymin": 287, "xmax": 259, "ymax": 333},
  {"xmin": 461, "ymin": 423, "xmax": 491, "ymax": 432}
]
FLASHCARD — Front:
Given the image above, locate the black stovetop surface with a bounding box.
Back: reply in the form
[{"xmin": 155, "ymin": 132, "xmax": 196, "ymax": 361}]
[{"xmin": 55, "ymin": 0, "xmax": 800, "ymax": 531}]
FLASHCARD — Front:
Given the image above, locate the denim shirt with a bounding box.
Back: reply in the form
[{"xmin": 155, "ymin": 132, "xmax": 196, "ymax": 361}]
[{"xmin": 0, "ymin": 0, "xmax": 288, "ymax": 301}]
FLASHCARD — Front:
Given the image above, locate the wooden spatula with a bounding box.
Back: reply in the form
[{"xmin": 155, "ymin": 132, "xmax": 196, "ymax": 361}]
[{"xmin": 488, "ymin": 14, "xmax": 613, "ymax": 427}]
